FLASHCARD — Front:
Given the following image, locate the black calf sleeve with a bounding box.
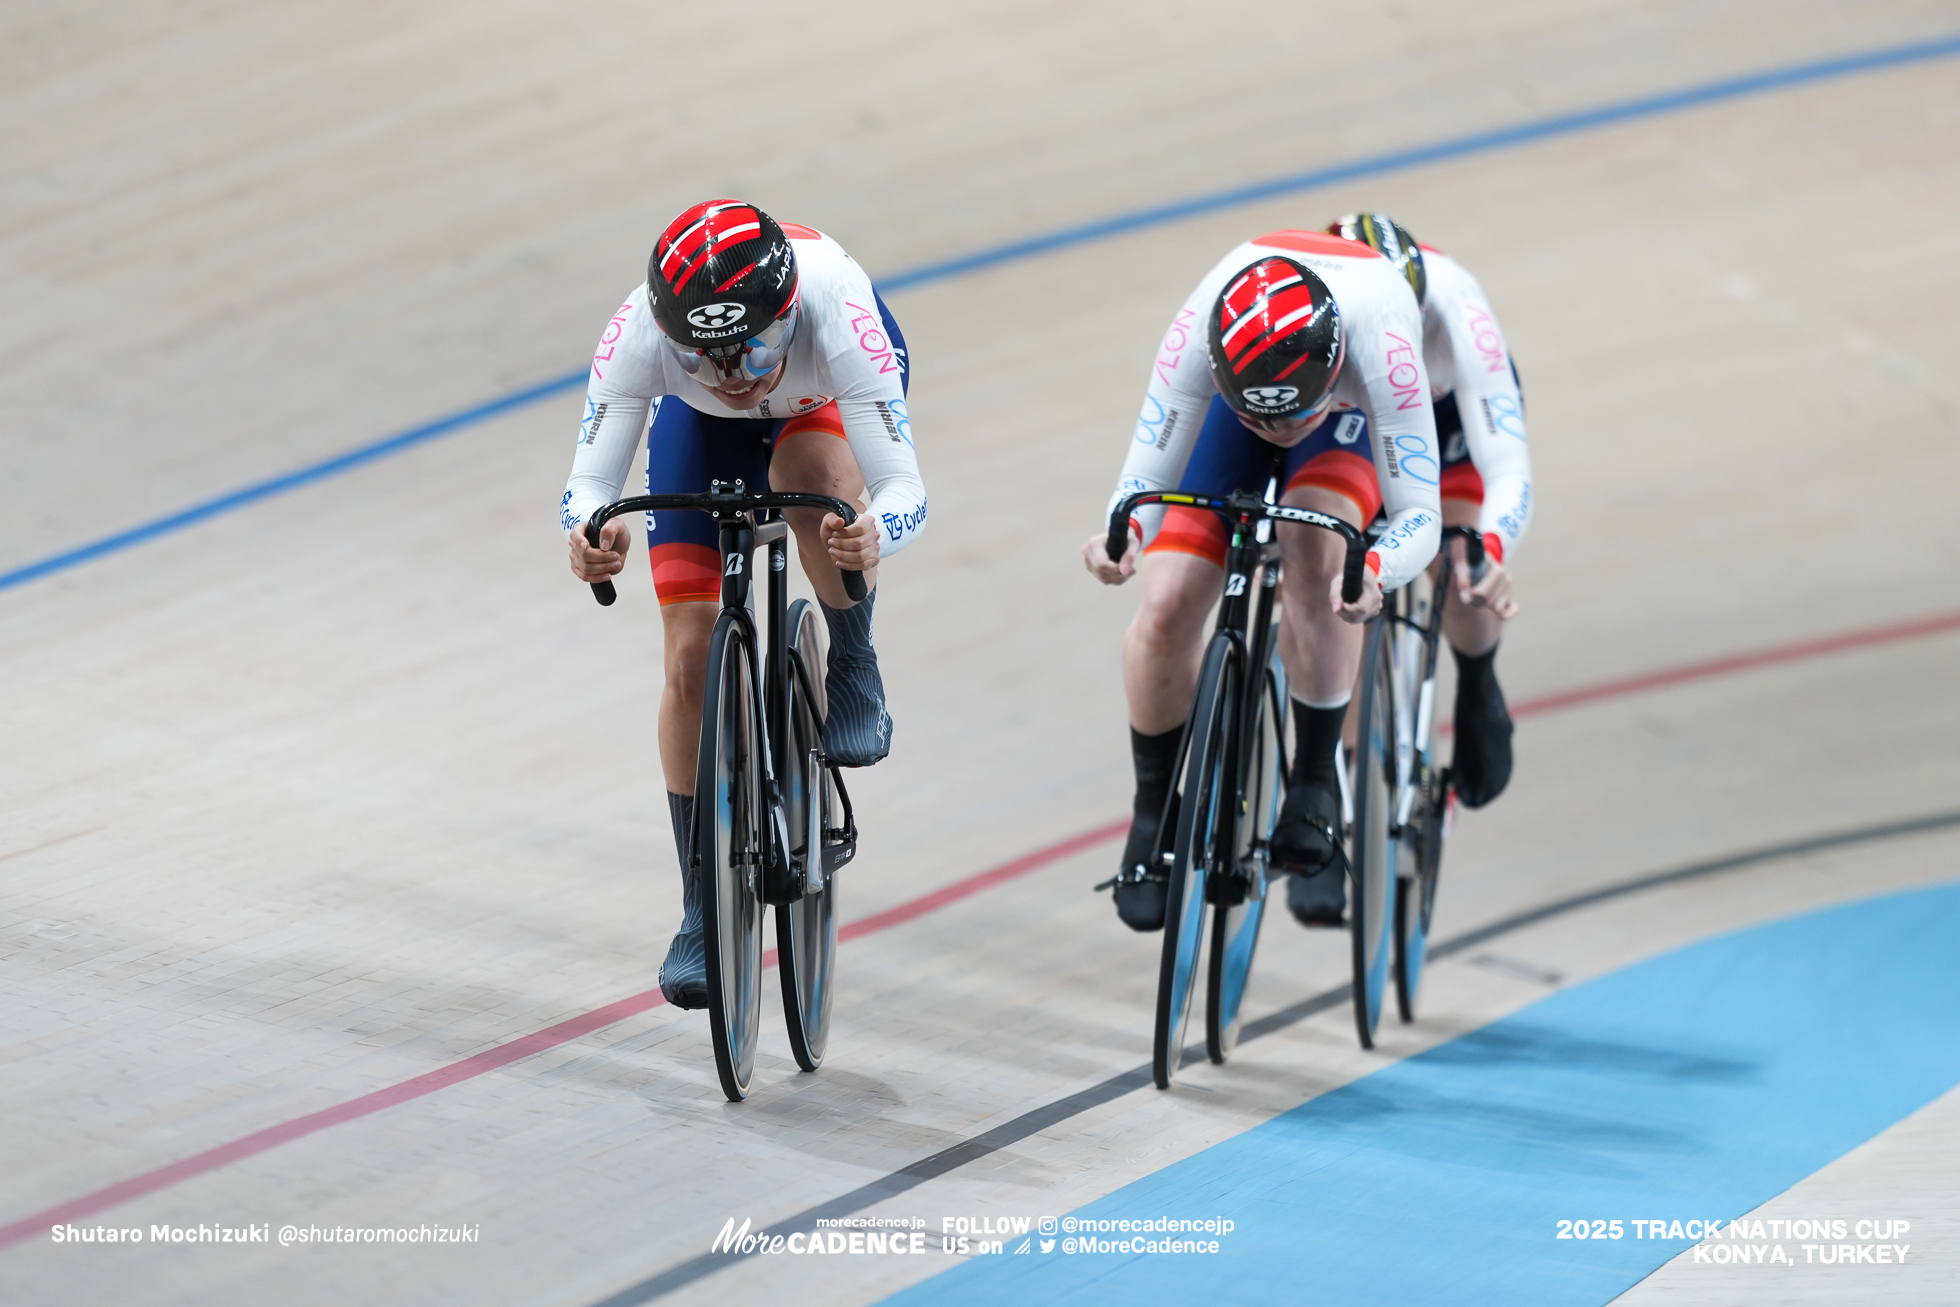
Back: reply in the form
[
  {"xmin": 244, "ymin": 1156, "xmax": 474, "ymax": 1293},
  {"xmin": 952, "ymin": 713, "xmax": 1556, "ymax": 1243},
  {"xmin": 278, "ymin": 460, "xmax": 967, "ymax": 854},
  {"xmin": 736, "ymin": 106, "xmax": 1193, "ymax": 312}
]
[{"xmin": 1130, "ymin": 725, "xmax": 1183, "ymax": 818}]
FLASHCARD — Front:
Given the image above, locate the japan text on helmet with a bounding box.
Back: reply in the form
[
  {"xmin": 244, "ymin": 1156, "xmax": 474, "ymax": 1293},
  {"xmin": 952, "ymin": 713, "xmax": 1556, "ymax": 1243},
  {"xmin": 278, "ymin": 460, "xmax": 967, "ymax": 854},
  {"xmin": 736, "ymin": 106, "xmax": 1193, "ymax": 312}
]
[
  {"xmin": 1207, "ymin": 256, "xmax": 1345, "ymax": 421},
  {"xmin": 1329, "ymin": 212, "xmax": 1426, "ymax": 306},
  {"xmin": 648, "ymin": 200, "xmax": 800, "ymax": 386}
]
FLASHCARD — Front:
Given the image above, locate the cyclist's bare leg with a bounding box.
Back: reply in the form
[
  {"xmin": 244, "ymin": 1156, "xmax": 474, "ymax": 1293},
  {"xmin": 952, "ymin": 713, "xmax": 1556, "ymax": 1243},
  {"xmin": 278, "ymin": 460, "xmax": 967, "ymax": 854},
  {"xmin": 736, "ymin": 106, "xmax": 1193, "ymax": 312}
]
[
  {"xmin": 1274, "ymin": 485, "xmax": 1366, "ymax": 704},
  {"xmin": 770, "ymin": 429, "xmax": 878, "ymax": 607},
  {"xmin": 1122, "ymin": 551, "xmax": 1223, "ymax": 735},
  {"xmin": 658, "ymin": 601, "xmax": 718, "ymax": 797},
  {"xmin": 1439, "ymin": 498, "xmax": 1500, "ymax": 656},
  {"xmin": 1271, "ymin": 484, "xmax": 1366, "ymax": 918}
]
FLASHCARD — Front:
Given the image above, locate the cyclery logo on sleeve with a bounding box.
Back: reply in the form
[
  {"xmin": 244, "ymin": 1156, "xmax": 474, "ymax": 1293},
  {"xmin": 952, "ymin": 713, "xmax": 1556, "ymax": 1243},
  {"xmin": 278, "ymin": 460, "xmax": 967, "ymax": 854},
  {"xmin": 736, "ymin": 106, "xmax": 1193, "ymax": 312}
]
[
  {"xmin": 880, "ymin": 497, "xmax": 928, "ymax": 543},
  {"xmin": 686, "ymin": 303, "xmax": 747, "ymax": 331},
  {"xmin": 1240, "ymin": 386, "xmax": 1298, "ymax": 412}
]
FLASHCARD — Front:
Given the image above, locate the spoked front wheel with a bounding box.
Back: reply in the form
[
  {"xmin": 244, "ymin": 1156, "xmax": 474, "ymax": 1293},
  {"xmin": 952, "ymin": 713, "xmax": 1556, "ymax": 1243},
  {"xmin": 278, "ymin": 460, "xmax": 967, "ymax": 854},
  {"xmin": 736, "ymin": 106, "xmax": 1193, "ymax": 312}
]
[
  {"xmin": 697, "ymin": 614, "xmax": 769, "ymax": 1101},
  {"xmin": 1155, "ymin": 634, "xmax": 1239, "ymax": 1088},
  {"xmin": 1346, "ymin": 616, "xmax": 1398, "ymax": 1049},
  {"xmin": 778, "ymin": 599, "xmax": 838, "ymax": 1073},
  {"xmin": 1206, "ymin": 658, "xmax": 1284, "ymax": 1063}
]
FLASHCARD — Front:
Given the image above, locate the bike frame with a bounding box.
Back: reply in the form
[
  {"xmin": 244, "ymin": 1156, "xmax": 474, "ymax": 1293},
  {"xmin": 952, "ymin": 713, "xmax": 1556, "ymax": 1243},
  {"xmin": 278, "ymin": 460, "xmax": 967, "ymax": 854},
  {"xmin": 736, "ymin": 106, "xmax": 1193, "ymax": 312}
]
[{"xmin": 584, "ymin": 480, "xmax": 861, "ymax": 893}]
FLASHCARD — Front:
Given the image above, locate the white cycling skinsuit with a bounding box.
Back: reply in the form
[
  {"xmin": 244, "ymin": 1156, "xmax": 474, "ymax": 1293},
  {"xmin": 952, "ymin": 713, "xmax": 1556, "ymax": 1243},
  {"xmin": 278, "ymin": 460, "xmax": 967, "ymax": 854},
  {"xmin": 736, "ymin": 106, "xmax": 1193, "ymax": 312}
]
[
  {"xmin": 1104, "ymin": 230, "xmax": 1441, "ymax": 590},
  {"xmin": 1420, "ymin": 245, "xmax": 1532, "ymax": 561}
]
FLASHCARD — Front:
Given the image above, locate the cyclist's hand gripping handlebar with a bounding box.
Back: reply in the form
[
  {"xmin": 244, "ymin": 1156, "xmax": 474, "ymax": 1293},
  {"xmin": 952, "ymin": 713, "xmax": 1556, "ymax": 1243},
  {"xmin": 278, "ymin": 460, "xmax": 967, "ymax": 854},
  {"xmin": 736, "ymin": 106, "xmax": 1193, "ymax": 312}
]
[
  {"xmin": 1105, "ymin": 490, "xmax": 1368, "ymax": 603},
  {"xmin": 1443, "ymin": 524, "xmax": 1488, "ymax": 584},
  {"xmin": 582, "ymin": 492, "xmax": 867, "ymax": 607},
  {"xmin": 583, "ymin": 518, "xmax": 620, "ymax": 607}
]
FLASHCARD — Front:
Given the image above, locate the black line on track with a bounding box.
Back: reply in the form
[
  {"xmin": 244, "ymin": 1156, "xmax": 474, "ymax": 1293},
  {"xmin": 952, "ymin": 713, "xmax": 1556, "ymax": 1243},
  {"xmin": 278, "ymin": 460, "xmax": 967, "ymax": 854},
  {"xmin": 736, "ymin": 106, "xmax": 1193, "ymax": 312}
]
[{"xmin": 590, "ymin": 808, "xmax": 1960, "ymax": 1305}]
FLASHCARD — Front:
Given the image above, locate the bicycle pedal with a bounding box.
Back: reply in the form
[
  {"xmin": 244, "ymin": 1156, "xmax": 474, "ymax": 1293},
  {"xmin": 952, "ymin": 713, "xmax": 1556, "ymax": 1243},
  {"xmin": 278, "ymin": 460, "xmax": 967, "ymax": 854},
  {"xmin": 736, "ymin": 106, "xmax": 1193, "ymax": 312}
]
[{"xmin": 821, "ymin": 830, "xmax": 857, "ymax": 875}]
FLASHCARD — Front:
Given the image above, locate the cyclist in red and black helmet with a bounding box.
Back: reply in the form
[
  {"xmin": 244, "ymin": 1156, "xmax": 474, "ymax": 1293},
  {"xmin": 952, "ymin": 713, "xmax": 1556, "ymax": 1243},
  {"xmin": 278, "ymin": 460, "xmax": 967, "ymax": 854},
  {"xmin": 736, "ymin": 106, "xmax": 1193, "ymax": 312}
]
[
  {"xmin": 1082, "ymin": 230, "xmax": 1442, "ymax": 933},
  {"xmin": 562, "ymin": 199, "xmax": 926, "ymax": 1009}
]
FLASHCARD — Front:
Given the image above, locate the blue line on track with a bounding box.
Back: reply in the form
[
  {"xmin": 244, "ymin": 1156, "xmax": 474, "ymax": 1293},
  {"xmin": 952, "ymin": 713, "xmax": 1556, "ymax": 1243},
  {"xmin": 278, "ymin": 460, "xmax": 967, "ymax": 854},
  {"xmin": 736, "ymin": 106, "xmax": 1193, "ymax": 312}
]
[
  {"xmin": 884, "ymin": 881, "xmax": 1960, "ymax": 1306},
  {"xmin": 5, "ymin": 32, "xmax": 1956, "ymax": 598}
]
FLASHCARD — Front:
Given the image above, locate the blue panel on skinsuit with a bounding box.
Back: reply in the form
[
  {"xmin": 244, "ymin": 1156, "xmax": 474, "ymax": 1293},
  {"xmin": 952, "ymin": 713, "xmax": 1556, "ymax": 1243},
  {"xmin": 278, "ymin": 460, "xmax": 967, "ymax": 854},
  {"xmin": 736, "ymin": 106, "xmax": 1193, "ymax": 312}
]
[{"xmin": 884, "ymin": 881, "xmax": 1960, "ymax": 1306}]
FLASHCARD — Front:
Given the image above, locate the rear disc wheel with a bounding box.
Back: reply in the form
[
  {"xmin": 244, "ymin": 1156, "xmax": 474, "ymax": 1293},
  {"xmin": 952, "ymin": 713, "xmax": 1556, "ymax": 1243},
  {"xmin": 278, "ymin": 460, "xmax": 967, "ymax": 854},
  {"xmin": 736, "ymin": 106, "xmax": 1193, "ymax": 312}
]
[
  {"xmin": 778, "ymin": 600, "xmax": 837, "ymax": 1072},
  {"xmin": 1206, "ymin": 660, "xmax": 1283, "ymax": 1063}
]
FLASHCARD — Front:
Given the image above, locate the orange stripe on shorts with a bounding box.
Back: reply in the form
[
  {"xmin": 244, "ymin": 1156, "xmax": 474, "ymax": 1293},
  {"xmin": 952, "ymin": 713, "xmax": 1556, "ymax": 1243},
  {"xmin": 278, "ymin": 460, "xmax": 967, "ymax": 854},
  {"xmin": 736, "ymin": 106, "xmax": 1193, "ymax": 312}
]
[
  {"xmin": 650, "ymin": 542, "xmax": 721, "ymax": 606},
  {"xmin": 1286, "ymin": 448, "xmax": 1382, "ymax": 523},
  {"xmin": 1143, "ymin": 504, "xmax": 1229, "ymax": 568},
  {"xmin": 1440, "ymin": 459, "xmax": 1485, "ymax": 505}
]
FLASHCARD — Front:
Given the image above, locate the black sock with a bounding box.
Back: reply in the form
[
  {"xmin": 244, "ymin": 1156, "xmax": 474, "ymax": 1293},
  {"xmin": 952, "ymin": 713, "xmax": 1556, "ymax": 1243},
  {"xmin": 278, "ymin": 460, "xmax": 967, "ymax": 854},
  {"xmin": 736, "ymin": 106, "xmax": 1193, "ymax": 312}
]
[
  {"xmin": 666, "ymin": 790, "xmax": 695, "ymax": 872},
  {"xmin": 1130, "ymin": 725, "xmax": 1183, "ymax": 821},
  {"xmin": 1290, "ymin": 698, "xmax": 1348, "ymax": 788}
]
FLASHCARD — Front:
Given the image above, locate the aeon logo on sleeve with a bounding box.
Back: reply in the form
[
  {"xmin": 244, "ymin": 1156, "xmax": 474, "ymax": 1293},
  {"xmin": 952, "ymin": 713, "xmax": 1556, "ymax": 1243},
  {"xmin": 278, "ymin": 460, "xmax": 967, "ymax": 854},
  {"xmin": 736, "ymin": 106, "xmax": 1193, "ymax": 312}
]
[
  {"xmin": 686, "ymin": 303, "xmax": 748, "ymax": 331},
  {"xmin": 1383, "ymin": 332, "xmax": 1424, "ymax": 410},
  {"xmin": 1464, "ymin": 305, "xmax": 1507, "ymax": 373},
  {"xmin": 1241, "ymin": 385, "xmax": 1299, "ymax": 412},
  {"xmin": 844, "ymin": 300, "xmax": 904, "ymax": 376},
  {"xmin": 1154, "ymin": 308, "xmax": 1197, "ymax": 386}
]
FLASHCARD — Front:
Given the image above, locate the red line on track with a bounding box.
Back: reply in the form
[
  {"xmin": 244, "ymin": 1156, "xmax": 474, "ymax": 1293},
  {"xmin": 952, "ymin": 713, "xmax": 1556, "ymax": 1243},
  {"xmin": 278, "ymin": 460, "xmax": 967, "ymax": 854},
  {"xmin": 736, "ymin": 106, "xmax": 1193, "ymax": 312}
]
[
  {"xmin": 4, "ymin": 611, "xmax": 1956, "ymax": 1247},
  {"xmin": 0, "ymin": 819, "xmax": 1130, "ymax": 1248},
  {"xmin": 1506, "ymin": 609, "xmax": 1960, "ymax": 720}
]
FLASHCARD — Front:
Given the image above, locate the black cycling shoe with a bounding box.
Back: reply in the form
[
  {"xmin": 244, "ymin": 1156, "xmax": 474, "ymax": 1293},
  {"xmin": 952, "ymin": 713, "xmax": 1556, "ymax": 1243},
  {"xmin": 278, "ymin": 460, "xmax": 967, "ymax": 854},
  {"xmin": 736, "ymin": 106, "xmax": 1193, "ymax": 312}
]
[
  {"xmin": 1269, "ymin": 775, "xmax": 1342, "ymax": 876},
  {"xmin": 660, "ymin": 793, "xmax": 709, "ymax": 1009},
  {"xmin": 1113, "ymin": 870, "xmax": 1168, "ymax": 932},
  {"xmin": 1286, "ymin": 866, "xmax": 1346, "ymax": 928},
  {"xmin": 820, "ymin": 593, "xmax": 892, "ymax": 767},
  {"xmin": 1110, "ymin": 793, "xmax": 1179, "ymax": 931},
  {"xmin": 1451, "ymin": 645, "xmax": 1513, "ymax": 809}
]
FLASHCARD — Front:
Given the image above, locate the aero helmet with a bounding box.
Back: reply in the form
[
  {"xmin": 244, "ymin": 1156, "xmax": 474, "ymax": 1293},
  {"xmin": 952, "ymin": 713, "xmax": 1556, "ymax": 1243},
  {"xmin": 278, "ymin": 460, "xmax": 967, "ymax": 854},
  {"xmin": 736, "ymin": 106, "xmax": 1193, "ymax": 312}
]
[
  {"xmin": 1207, "ymin": 256, "xmax": 1345, "ymax": 421},
  {"xmin": 1329, "ymin": 212, "xmax": 1425, "ymax": 306},
  {"xmin": 648, "ymin": 199, "xmax": 800, "ymax": 386}
]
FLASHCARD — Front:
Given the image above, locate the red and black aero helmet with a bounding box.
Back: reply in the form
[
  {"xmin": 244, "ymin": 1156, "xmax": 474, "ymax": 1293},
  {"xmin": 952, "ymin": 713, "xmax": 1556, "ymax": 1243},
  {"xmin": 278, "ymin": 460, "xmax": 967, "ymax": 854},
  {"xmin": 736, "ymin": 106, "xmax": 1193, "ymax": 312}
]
[
  {"xmin": 1329, "ymin": 212, "xmax": 1426, "ymax": 307},
  {"xmin": 1207, "ymin": 256, "xmax": 1345, "ymax": 421},
  {"xmin": 648, "ymin": 199, "xmax": 800, "ymax": 384}
]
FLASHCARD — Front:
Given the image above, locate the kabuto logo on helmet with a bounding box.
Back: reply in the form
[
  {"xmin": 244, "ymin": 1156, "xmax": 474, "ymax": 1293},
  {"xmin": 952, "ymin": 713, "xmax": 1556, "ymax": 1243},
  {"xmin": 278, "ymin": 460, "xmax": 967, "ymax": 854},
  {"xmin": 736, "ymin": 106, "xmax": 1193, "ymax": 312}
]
[
  {"xmin": 1207, "ymin": 255, "xmax": 1345, "ymax": 420},
  {"xmin": 686, "ymin": 303, "xmax": 747, "ymax": 331},
  {"xmin": 648, "ymin": 200, "xmax": 800, "ymax": 351},
  {"xmin": 1241, "ymin": 386, "xmax": 1300, "ymax": 412}
]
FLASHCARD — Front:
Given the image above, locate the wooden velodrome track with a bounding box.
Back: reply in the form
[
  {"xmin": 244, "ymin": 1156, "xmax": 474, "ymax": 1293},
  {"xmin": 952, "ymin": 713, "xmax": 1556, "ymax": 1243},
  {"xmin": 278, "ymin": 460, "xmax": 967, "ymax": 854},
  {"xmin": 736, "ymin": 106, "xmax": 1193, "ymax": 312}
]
[{"xmin": 4, "ymin": 2, "xmax": 1959, "ymax": 1303}]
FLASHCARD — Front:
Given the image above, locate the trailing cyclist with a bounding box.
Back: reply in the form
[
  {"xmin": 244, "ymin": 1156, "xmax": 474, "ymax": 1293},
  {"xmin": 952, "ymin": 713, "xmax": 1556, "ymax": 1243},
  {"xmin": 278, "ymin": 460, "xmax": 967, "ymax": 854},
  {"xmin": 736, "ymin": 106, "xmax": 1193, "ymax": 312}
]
[
  {"xmin": 1328, "ymin": 214, "xmax": 1532, "ymax": 812},
  {"xmin": 1082, "ymin": 230, "xmax": 1441, "ymax": 933},
  {"xmin": 561, "ymin": 200, "xmax": 927, "ymax": 1009}
]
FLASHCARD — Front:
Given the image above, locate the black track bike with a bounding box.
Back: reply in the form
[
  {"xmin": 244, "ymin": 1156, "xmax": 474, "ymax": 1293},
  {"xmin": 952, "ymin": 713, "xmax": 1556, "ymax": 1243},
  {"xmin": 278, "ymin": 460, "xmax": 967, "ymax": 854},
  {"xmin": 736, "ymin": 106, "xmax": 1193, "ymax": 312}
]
[
  {"xmin": 1105, "ymin": 465, "xmax": 1369, "ymax": 1086},
  {"xmin": 584, "ymin": 481, "xmax": 861, "ymax": 1101}
]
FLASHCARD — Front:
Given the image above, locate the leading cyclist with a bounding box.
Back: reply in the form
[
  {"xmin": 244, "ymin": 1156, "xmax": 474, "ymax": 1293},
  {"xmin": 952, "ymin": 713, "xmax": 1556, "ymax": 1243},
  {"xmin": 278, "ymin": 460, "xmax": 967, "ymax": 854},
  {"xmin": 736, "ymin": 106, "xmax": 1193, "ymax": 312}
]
[
  {"xmin": 1083, "ymin": 230, "xmax": 1442, "ymax": 931},
  {"xmin": 560, "ymin": 200, "xmax": 928, "ymax": 1008},
  {"xmin": 1328, "ymin": 213, "xmax": 1532, "ymax": 811}
]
